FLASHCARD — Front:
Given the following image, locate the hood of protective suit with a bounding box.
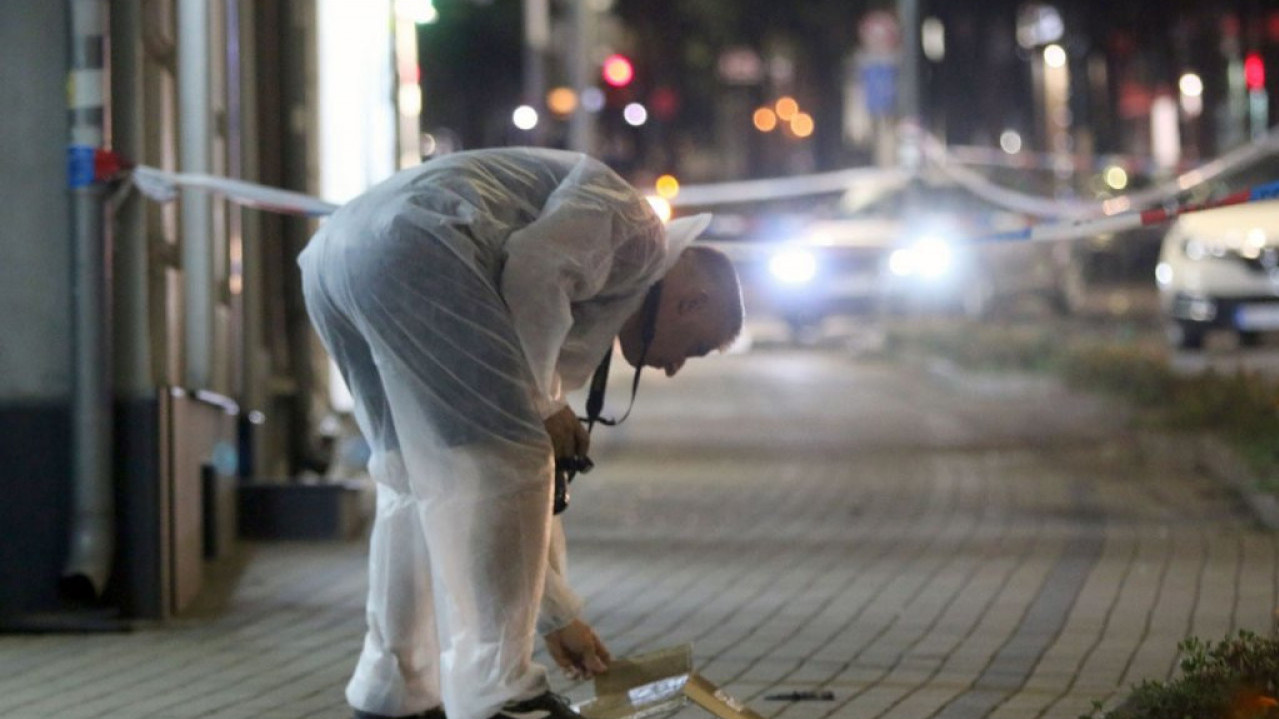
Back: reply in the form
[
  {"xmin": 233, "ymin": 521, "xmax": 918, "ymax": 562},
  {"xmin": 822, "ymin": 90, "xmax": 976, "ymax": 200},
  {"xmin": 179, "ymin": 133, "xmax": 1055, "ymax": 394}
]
[{"xmin": 662, "ymin": 213, "xmax": 713, "ymax": 271}]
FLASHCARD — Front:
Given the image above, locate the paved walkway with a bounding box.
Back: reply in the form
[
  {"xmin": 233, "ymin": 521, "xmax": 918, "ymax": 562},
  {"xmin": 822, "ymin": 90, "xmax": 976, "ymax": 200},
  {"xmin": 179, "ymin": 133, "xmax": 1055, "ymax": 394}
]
[{"xmin": 2, "ymin": 349, "xmax": 1276, "ymax": 719}]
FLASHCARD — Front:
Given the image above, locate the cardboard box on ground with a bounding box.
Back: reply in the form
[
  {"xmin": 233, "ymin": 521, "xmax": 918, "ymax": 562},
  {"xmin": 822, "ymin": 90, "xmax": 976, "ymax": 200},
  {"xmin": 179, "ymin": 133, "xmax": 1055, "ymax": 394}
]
[{"xmin": 575, "ymin": 645, "xmax": 764, "ymax": 719}]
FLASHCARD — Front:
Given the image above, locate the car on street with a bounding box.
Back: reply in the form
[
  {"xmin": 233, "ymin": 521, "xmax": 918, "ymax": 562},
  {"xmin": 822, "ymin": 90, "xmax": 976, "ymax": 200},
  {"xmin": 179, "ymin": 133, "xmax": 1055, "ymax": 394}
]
[
  {"xmin": 863, "ymin": 180, "xmax": 1066, "ymax": 319},
  {"xmin": 1155, "ymin": 200, "xmax": 1279, "ymax": 348}
]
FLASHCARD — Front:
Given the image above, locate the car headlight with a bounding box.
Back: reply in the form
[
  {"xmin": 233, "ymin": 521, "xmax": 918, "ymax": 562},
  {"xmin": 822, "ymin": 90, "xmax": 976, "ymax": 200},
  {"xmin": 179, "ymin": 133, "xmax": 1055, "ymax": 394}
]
[
  {"xmin": 768, "ymin": 247, "xmax": 818, "ymax": 285},
  {"xmin": 888, "ymin": 236, "xmax": 953, "ymax": 278}
]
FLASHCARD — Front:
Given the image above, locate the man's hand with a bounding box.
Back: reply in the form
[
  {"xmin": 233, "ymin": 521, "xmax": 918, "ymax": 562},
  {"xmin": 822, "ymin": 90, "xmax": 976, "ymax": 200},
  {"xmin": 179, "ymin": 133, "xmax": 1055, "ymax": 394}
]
[
  {"xmin": 544, "ymin": 619, "xmax": 611, "ymax": 679},
  {"xmin": 544, "ymin": 406, "xmax": 589, "ymax": 460}
]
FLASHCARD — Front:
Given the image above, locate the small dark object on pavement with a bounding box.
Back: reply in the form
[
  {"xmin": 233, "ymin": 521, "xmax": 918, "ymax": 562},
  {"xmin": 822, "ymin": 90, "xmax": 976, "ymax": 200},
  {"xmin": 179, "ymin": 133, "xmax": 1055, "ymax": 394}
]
[{"xmin": 764, "ymin": 690, "xmax": 835, "ymax": 702}]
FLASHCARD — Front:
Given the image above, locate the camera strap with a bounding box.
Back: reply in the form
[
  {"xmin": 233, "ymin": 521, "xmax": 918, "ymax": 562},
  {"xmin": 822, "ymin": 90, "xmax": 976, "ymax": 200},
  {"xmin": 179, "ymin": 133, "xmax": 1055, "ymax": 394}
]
[
  {"xmin": 556, "ymin": 281, "xmax": 662, "ymax": 515},
  {"xmin": 582, "ymin": 280, "xmax": 662, "ymax": 432}
]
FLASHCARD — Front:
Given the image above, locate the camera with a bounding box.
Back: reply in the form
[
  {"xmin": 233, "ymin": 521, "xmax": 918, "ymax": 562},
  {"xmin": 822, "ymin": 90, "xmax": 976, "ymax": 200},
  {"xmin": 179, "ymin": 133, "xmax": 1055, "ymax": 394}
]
[{"xmin": 553, "ymin": 454, "xmax": 594, "ymax": 515}]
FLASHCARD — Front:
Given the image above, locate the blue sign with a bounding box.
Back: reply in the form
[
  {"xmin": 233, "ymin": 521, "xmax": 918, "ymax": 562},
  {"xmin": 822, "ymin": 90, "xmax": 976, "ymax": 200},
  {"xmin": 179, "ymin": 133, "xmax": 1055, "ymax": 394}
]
[
  {"xmin": 862, "ymin": 62, "xmax": 897, "ymax": 117},
  {"xmin": 68, "ymin": 145, "xmax": 95, "ymax": 188}
]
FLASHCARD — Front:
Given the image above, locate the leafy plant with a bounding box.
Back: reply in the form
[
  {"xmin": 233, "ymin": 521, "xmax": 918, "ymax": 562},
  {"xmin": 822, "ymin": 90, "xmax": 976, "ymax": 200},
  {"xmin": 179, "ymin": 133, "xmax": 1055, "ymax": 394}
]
[{"xmin": 1080, "ymin": 631, "xmax": 1279, "ymax": 719}]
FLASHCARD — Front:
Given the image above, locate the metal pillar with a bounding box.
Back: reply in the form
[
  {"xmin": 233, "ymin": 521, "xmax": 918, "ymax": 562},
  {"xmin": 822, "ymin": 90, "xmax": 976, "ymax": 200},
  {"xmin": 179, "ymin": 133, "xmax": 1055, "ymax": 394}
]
[
  {"xmin": 522, "ymin": 0, "xmax": 548, "ymax": 145},
  {"xmin": 567, "ymin": 0, "xmax": 595, "ymax": 153},
  {"xmin": 63, "ymin": 0, "xmax": 114, "ymax": 600},
  {"xmin": 178, "ymin": 0, "xmax": 213, "ymax": 389}
]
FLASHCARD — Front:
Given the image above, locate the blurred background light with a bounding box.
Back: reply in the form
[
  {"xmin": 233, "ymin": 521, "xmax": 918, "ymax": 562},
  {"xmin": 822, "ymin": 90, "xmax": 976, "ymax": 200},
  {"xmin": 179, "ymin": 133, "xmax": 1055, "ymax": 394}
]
[
  {"xmin": 581, "ymin": 87, "xmax": 605, "ymax": 113},
  {"xmin": 889, "ymin": 237, "xmax": 953, "ymax": 278},
  {"xmin": 1151, "ymin": 95, "xmax": 1181, "ymax": 168},
  {"xmin": 1043, "ymin": 44, "xmax": 1067, "ymax": 69},
  {"xmin": 623, "ymin": 102, "xmax": 648, "ymax": 126},
  {"xmin": 768, "ymin": 248, "xmax": 819, "ymax": 285},
  {"xmin": 655, "ymin": 174, "xmax": 680, "ymax": 199},
  {"xmin": 1016, "ymin": 4, "xmax": 1063, "ymax": 49},
  {"xmin": 1178, "ymin": 72, "xmax": 1203, "ymax": 97},
  {"xmin": 398, "ymin": 84, "xmax": 422, "ymax": 117},
  {"xmin": 790, "ymin": 111, "xmax": 814, "ymax": 138},
  {"xmin": 753, "ymin": 107, "xmax": 778, "ymax": 132},
  {"xmin": 646, "ymin": 195, "xmax": 672, "ymax": 222},
  {"xmin": 512, "ymin": 104, "xmax": 539, "ymax": 130},
  {"xmin": 1103, "ymin": 165, "xmax": 1129, "ymax": 190},
  {"xmin": 546, "ymin": 87, "xmax": 578, "ymax": 116},
  {"xmin": 922, "ymin": 17, "xmax": 945, "ymax": 62},
  {"xmin": 913, "ymin": 237, "xmax": 953, "ymax": 278},
  {"xmin": 603, "ymin": 53, "xmax": 635, "ymax": 87},
  {"xmin": 774, "ymin": 96, "xmax": 799, "ymax": 121},
  {"xmin": 1179, "ymin": 72, "xmax": 1204, "ymax": 117},
  {"xmin": 1244, "ymin": 51, "xmax": 1265, "ymax": 90},
  {"xmin": 999, "ymin": 129, "xmax": 1023, "ymax": 154},
  {"xmin": 396, "ymin": 0, "xmax": 438, "ymax": 24}
]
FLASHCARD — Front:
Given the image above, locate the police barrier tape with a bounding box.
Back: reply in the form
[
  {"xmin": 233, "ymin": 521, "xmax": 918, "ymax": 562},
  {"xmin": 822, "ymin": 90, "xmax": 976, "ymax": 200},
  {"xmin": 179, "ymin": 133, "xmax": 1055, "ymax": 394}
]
[
  {"xmin": 124, "ymin": 136, "xmax": 1279, "ymax": 247},
  {"xmin": 131, "ymin": 165, "xmax": 340, "ymax": 217},
  {"xmin": 919, "ymin": 125, "xmax": 1279, "ymax": 222},
  {"xmin": 972, "ymin": 177, "xmax": 1279, "ymax": 245}
]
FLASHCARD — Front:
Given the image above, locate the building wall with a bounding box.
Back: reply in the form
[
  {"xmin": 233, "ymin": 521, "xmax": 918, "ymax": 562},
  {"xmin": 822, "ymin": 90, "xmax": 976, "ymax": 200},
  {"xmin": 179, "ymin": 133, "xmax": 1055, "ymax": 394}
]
[
  {"xmin": 1, "ymin": 2, "xmax": 72, "ymax": 399},
  {"xmin": 0, "ymin": 0, "xmax": 74, "ymax": 618}
]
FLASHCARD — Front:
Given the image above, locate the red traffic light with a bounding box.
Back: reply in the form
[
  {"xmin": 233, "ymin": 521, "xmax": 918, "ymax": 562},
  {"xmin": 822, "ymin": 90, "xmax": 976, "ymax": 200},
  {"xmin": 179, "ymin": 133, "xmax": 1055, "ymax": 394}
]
[
  {"xmin": 1245, "ymin": 51, "xmax": 1265, "ymax": 91},
  {"xmin": 602, "ymin": 54, "xmax": 634, "ymax": 87}
]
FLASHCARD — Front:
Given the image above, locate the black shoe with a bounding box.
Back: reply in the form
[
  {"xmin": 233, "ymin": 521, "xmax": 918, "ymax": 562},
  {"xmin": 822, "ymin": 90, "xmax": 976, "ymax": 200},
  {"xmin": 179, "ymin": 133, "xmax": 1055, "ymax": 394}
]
[
  {"xmin": 491, "ymin": 692, "xmax": 580, "ymax": 719},
  {"xmin": 353, "ymin": 707, "xmax": 446, "ymax": 719}
]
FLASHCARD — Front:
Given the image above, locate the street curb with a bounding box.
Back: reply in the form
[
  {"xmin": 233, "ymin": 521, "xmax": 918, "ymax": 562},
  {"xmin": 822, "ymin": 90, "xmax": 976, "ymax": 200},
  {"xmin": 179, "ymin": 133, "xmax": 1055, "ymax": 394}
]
[{"xmin": 1135, "ymin": 431, "xmax": 1279, "ymax": 531}]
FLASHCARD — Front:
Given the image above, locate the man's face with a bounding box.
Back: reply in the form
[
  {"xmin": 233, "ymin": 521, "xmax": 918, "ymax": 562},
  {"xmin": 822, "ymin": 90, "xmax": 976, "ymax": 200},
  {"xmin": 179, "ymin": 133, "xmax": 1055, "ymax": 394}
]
[{"xmin": 643, "ymin": 294, "xmax": 726, "ymax": 377}]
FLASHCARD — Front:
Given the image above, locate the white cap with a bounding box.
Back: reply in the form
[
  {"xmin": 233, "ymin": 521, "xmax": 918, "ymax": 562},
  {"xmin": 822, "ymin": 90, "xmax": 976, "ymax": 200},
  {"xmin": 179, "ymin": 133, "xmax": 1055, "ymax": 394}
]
[{"xmin": 662, "ymin": 213, "xmax": 713, "ymax": 270}]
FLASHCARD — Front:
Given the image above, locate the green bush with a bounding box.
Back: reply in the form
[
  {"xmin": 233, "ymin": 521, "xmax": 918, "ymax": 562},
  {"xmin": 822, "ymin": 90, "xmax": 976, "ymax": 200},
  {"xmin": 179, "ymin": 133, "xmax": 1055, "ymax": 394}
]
[{"xmin": 1081, "ymin": 631, "xmax": 1279, "ymax": 719}]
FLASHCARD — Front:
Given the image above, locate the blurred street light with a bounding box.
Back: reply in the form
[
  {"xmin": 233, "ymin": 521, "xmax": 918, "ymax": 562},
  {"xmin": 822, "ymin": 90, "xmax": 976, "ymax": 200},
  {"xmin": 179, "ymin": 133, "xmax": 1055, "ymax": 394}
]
[
  {"xmin": 602, "ymin": 54, "xmax": 635, "ymax": 87},
  {"xmin": 1244, "ymin": 51, "xmax": 1269, "ymax": 139},
  {"xmin": 1000, "ymin": 129, "xmax": 1023, "ymax": 154},
  {"xmin": 547, "ymin": 87, "xmax": 577, "ymax": 116},
  {"xmin": 1103, "ymin": 165, "xmax": 1129, "ymax": 190},
  {"xmin": 1043, "ymin": 44, "xmax": 1067, "ymax": 69},
  {"xmin": 921, "ymin": 17, "xmax": 945, "ymax": 62},
  {"xmin": 1245, "ymin": 52, "xmax": 1265, "ymax": 91},
  {"xmin": 775, "ymin": 96, "xmax": 799, "ymax": 121},
  {"xmin": 512, "ymin": 105, "xmax": 539, "ymax": 130},
  {"xmin": 623, "ymin": 102, "xmax": 648, "ymax": 126},
  {"xmin": 753, "ymin": 107, "xmax": 778, "ymax": 132},
  {"xmin": 581, "ymin": 87, "xmax": 605, "ymax": 113},
  {"xmin": 1016, "ymin": 4, "xmax": 1063, "ymax": 49},
  {"xmin": 790, "ymin": 111, "xmax": 815, "ymax": 138},
  {"xmin": 655, "ymin": 174, "xmax": 680, "ymax": 199},
  {"xmin": 1179, "ymin": 72, "xmax": 1203, "ymax": 118},
  {"xmin": 1179, "ymin": 72, "xmax": 1204, "ymax": 97}
]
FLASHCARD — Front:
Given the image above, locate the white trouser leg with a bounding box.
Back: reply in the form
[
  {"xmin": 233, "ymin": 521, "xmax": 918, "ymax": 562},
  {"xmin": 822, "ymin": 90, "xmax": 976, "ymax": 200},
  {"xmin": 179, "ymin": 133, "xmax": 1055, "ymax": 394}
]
[
  {"xmin": 413, "ymin": 446, "xmax": 554, "ymax": 719},
  {"xmin": 346, "ymin": 462, "xmax": 443, "ymax": 717},
  {"xmin": 349, "ymin": 444, "xmax": 555, "ymax": 719}
]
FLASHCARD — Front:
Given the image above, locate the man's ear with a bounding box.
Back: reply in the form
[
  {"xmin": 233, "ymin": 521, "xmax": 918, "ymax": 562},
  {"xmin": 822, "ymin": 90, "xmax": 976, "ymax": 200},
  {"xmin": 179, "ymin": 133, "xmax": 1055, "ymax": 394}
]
[{"xmin": 676, "ymin": 289, "xmax": 709, "ymax": 315}]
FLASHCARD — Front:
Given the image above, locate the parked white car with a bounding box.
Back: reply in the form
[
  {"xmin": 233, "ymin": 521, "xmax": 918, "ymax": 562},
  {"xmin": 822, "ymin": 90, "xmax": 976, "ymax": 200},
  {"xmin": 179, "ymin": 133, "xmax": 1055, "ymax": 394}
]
[{"xmin": 1155, "ymin": 200, "xmax": 1279, "ymax": 348}]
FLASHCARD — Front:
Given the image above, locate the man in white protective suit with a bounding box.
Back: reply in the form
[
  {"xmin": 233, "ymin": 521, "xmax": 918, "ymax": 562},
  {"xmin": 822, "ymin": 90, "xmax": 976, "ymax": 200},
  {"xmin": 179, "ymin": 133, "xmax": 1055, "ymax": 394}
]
[{"xmin": 297, "ymin": 147, "xmax": 745, "ymax": 719}]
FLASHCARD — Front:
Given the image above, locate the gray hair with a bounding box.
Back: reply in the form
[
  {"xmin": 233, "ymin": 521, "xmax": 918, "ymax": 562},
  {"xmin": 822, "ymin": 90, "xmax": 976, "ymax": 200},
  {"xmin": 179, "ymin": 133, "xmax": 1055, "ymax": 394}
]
[{"xmin": 683, "ymin": 245, "xmax": 745, "ymax": 347}]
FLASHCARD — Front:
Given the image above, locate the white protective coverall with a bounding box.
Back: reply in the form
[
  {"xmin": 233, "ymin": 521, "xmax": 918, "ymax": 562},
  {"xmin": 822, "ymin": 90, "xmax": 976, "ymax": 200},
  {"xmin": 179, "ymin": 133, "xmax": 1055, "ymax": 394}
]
[{"xmin": 297, "ymin": 147, "xmax": 708, "ymax": 719}]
